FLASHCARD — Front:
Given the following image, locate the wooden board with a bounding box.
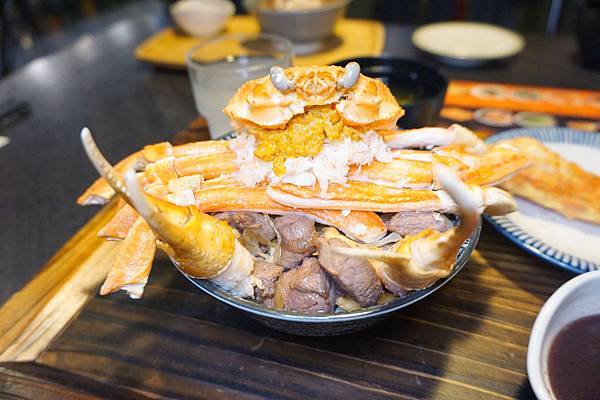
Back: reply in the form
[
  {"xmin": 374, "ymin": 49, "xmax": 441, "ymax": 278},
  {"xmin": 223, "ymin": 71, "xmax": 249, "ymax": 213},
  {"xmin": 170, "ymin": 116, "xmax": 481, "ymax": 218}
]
[
  {"xmin": 0, "ymin": 116, "xmax": 574, "ymax": 399},
  {"xmin": 135, "ymin": 16, "xmax": 385, "ymax": 69}
]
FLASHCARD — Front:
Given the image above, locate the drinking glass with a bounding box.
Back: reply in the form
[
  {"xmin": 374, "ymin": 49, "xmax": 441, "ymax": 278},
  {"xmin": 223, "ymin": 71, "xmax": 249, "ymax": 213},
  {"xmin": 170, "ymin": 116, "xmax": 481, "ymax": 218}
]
[{"xmin": 186, "ymin": 33, "xmax": 293, "ymax": 138}]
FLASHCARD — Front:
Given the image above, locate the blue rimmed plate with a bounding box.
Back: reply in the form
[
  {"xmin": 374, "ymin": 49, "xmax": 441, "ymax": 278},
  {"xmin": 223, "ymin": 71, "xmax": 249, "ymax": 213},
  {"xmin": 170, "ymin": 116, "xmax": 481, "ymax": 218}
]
[{"xmin": 485, "ymin": 127, "xmax": 600, "ymax": 274}]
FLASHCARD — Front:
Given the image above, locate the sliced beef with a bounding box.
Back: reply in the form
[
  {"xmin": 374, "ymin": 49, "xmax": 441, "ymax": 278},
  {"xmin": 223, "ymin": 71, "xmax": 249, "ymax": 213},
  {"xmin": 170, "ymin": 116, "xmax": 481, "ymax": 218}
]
[
  {"xmin": 386, "ymin": 211, "xmax": 452, "ymax": 237},
  {"xmin": 316, "ymin": 237, "xmax": 383, "ymax": 307},
  {"xmin": 215, "ymin": 211, "xmax": 276, "ymax": 244},
  {"xmin": 253, "ymin": 261, "xmax": 284, "ymax": 308},
  {"xmin": 273, "ymin": 215, "xmax": 318, "ymax": 268},
  {"xmin": 274, "ymin": 257, "xmax": 335, "ymax": 313}
]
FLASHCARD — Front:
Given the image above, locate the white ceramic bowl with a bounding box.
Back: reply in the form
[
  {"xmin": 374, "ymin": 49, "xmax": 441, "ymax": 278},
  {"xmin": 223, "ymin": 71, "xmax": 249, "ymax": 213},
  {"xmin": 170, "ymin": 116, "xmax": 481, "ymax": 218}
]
[
  {"xmin": 170, "ymin": 0, "xmax": 235, "ymax": 37},
  {"xmin": 527, "ymin": 270, "xmax": 600, "ymax": 399}
]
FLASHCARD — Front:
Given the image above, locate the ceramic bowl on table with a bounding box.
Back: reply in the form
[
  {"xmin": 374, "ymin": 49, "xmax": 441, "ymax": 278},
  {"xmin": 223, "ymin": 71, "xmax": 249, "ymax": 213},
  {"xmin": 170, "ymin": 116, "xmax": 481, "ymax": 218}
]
[
  {"xmin": 178, "ymin": 194, "xmax": 481, "ymax": 336},
  {"xmin": 170, "ymin": 0, "xmax": 235, "ymax": 37},
  {"xmin": 528, "ymin": 270, "xmax": 600, "ymax": 400},
  {"xmin": 333, "ymin": 57, "xmax": 449, "ymax": 128},
  {"xmin": 245, "ymin": 0, "xmax": 349, "ymax": 54}
]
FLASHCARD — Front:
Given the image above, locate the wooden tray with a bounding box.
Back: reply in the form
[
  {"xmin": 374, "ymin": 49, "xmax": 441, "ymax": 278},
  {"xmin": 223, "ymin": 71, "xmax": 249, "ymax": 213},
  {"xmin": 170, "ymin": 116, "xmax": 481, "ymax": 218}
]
[
  {"xmin": 135, "ymin": 16, "xmax": 385, "ymax": 69},
  {"xmin": 0, "ymin": 118, "xmax": 573, "ymax": 399}
]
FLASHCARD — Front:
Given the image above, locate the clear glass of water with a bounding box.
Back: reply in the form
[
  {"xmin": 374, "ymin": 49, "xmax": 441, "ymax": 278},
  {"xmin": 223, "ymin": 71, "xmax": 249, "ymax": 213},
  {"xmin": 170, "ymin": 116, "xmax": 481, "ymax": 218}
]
[{"xmin": 186, "ymin": 33, "xmax": 294, "ymax": 138}]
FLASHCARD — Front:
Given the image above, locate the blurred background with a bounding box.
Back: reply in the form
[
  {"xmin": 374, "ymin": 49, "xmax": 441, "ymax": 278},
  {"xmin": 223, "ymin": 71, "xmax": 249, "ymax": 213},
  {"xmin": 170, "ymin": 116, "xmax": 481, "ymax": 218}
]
[{"xmin": 0, "ymin": 0, "xmax": 578, "ymax": 77}]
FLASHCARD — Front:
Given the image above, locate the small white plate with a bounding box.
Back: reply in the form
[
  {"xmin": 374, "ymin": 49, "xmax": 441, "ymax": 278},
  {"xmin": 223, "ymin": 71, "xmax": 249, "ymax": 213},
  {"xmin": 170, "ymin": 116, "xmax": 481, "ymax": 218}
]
[
  {"xmin": 412, "ymin": 22, "xmax": 525, "ymax": 67},
  {"xmin": 485, "ymin": 128, "xmax": 600, "ymax": 273}
]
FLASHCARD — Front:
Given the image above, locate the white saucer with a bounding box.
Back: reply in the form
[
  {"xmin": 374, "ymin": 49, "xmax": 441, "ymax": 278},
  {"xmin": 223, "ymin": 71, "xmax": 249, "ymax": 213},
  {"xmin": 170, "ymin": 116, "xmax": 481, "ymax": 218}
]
[{"xmin": 412, "ymin": 22, "xmax": 525, "ymax": 67}]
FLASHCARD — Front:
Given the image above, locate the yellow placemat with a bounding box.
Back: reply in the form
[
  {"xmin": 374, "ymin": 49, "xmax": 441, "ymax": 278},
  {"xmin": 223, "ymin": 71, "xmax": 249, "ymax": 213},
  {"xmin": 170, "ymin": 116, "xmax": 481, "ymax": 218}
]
[{"xmin": 135, "ymin": 16, "xmax": 384, "ymax": 68}]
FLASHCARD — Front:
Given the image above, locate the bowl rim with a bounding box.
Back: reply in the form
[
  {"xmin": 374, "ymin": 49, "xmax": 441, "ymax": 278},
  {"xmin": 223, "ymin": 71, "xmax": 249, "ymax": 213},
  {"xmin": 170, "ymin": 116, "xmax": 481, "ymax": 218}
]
[
  {"xmin": 170, "ymin": 0, "xmax": 236, "ymax": 16},
  {"xmin": 332, "ymin": 56, "xmax": 449, "ymax": 107},
  {"xmin": 254, "ymin": 0, "xmax": 350, "ymax": 15},
  {"xmin": 527, "ymin": 269, "xmax": 600, "ymax": 400},
  {"xmin": 185, "ymin": 32, "xmax": 294, "ymax": 74},
  {"xmin": 180, "ymin": 219, "xmax": 481, "ymax": 323}
]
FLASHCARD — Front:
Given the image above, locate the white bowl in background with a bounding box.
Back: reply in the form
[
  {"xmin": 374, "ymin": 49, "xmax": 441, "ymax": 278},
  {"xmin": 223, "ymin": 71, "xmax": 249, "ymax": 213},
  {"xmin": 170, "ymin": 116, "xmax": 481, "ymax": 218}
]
[
  {"xmin": 170, "ymin": 0, "xmax": 235, "ymax": 37},
  {"xmin": 527, "ymin": 270, "xmax": 600, "ymax": 400}
]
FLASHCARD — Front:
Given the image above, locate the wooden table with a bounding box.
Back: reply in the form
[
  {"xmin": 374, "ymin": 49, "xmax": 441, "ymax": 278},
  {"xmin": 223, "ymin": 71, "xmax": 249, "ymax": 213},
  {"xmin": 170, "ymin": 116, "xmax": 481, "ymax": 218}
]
[
  {"xmin": 0, "ymin": 199, "xmax": 573, "ymax": 399},
  {"xmin": 0, "ymin": 1, "xmax": 596, "ymax": 398}
]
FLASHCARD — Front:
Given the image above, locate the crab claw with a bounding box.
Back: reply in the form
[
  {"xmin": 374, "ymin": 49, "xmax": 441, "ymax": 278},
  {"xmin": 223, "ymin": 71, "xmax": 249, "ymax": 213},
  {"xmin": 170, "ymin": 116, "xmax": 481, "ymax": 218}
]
[
  {"xmin": 81, "ymin": 128, "xmax": 237, "ymax": 280},
  {"xmin": 332, "ymin": 165, "xmax": 479, "ymax": 291}
]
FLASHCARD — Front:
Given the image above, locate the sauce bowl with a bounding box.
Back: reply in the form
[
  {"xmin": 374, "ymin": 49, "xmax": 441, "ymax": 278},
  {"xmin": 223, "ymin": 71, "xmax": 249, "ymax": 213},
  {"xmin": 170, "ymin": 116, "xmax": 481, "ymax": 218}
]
[{"xmin": 527, "ymin": 270, "xmax": 600, "ymax": 399}]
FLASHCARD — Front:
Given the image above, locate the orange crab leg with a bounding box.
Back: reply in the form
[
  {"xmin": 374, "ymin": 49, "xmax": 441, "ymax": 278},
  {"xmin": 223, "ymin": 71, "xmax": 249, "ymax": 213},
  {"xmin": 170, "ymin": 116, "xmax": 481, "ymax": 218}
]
[
  {"xmin": 268, "ymin": 182, "xmax": 441, "ymax": 212},
  {"xmin": 267, "ymin": 180, "xmax": 515, "ymax": 215},
  {"xmin": 193, "ymin": 182, "xmax": 387, "ymax": 243},
  {"xmin": 78, "ymin": 151, "xmax": 147, "ymax": 205},
  {"xmin": 98, "ymin": 200, "xmax": 139, "ymax": 240},
  {"xmin": 144, "ymin": 152, "xmax": 238, "ymax": 185},
  {"xmin": 79, "ymin": 140, "xmax": 232, "ymax": 205},
  {"xmin": 100, "ymin": 217, "xmax": 157, "ymax": 298},
  {"xmin": 432, "ymin": 143, "xmax": 529, "ymax": 187},
  {"xmin": 349, "ymin": 158, "xmax": 433, "ymax": 189},
  {"xmin": 350, "ymin": 143, "xmax": 528, "ymax": 189}
]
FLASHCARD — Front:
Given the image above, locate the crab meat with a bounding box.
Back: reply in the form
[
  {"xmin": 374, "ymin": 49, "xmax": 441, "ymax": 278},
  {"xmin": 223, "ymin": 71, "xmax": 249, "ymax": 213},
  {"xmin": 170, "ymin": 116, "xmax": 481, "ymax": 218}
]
[{"xmin": 381, "ymin": 124, "xmax": 486, "ymax": 153}]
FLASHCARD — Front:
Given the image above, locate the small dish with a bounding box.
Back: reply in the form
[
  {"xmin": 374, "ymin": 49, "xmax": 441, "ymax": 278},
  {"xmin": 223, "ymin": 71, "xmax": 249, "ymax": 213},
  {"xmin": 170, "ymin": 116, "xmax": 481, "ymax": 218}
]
[
  {"xmin": 170, "ymin": 0, "xmax": 235, "ymax": 37},
  {"xmin": 528, "ymin": 270, "xmax": 600, "ymax": 400},
  {"xmin": 246, "ymin": 0, "xmax": 349, "ymax": 54},
  {"xmin": 412, "ymin": 22, "xmax": 525, "ymax": 67},
  {"xmin": 333, "ymin": 57, "xmax": 448, "ymax": 128},
  {"xmin": 485, "ymin": 127, "xmax": 600, "ymax": 274}
]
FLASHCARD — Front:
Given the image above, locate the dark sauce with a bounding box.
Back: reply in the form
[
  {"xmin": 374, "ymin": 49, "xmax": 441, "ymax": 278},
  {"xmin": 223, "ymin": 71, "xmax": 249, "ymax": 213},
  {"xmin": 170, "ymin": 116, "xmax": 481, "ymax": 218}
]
[{"xmin": 548, "ymin": 315, "xmax": 600, "ymax": 400}]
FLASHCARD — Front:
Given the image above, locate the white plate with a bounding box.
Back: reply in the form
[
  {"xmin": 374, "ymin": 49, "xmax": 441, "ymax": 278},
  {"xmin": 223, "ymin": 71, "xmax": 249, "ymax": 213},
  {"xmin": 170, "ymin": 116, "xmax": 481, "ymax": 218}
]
[
  {"xmin": 412, "ymin": 22, "xmax": 525, "ymax": 66},
  {"xmin": 485, "ymin": 128, "xmax": 600, "ymax": 273}
]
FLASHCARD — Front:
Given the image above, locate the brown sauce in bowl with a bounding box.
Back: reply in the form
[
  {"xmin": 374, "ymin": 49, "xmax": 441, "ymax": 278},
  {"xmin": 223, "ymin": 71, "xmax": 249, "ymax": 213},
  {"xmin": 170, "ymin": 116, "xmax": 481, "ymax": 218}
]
[{"xmin": 548, "ymin": 314, "xmax": 600, "ymax": 400}]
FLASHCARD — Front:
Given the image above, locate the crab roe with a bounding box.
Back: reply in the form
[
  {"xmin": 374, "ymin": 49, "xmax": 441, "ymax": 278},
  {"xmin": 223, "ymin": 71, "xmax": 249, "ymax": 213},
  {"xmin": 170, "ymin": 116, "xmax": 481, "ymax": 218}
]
[{"xmin": 253, "ymin": 105, "xmax": 363, "ymax": 175}]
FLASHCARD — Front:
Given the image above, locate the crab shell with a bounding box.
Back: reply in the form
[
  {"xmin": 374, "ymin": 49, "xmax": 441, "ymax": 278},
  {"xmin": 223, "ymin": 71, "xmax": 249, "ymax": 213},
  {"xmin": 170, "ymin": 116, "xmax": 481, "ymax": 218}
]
[{"xmin": 223, "ymin": 66, "xmax": 405, "ymax": 131}]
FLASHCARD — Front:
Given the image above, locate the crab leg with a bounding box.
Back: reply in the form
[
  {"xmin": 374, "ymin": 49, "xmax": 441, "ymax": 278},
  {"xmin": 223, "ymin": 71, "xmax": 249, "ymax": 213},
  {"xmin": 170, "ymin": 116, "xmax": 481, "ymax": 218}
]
[
  {"xmin": 81, "ymin": 128, "xmax": 256, "ymax": 298},
  {"xmin": 432, "ymin": 143, "xmax": 529, "ymax": 187},
  {"xmin": 98, "ymin": 200, "xmax": 139, "ymax": 240},
  {"xmin": 349, "ymin": 158, "xmax": 434, "ymax": 189},
  {"xmin": 78, "ymin": 140, "xmax": 232, "ymax": 205},
  {"xmin": 267, "ymin": 180, "xmax": 516, "ymax": 215},
  {"xmin": 191, "ymin": 180, "xmax": 387, "ymax": 243},
  {"xmin": 144, "ymin": 152, "xmax": 238, "ymax": 185},
  {"xmin": 381, "ymin": 124, "xmax": 486, "ymax": 153},
  {"xmin": 332, "ymin": 166, "xmax": 480, "ymax": 291},
  {"xmin": 349, "ymin": 142, "xmax": 528, "ymax": 189},
  {"xmin": 100, "ymin": 217, "xmax": 156, "ymax": 298},
  {"xmin": 78, "ymin": 151, "xmax": 148, "ymax": 205}
]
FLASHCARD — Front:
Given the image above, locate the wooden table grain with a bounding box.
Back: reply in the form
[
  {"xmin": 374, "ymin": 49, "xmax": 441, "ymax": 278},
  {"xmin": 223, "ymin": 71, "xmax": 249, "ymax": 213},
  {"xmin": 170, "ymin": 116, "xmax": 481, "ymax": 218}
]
[{"xmin": 0, "ymin": 0, "xmax": 596, "ymax": 397}]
